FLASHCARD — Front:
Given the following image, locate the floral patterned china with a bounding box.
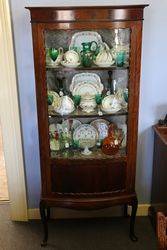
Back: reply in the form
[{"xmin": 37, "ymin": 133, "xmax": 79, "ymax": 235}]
[
  {"xmin": 61, "ymin": 50, "xmax": 81, "ymax": 68},
  {"xmin": 101, "ymin": 95, "xmax": 122, "ymax": 113},
  {"xmin": 90, "ymin": 119, "xmax": 109, "ymax": 140},
  {"xmin": 94, "ymin": 42, "xmax": 115, "ymax": 67},
  {"xmin": 72, "ymin": 82, "xmax": 100, "ymax": 97},
  {"xmin": 69, "ymin": 31, "xmax": 103, "ymax": 52},
  {"xmin": 80, "ymin": 94, "xmax": 97, "ymax": 113},
  {"xmin": 73, "ymin": 124, "xmax": 98, "ymax": 150},
  {"xmin": 55, "ymin": 96, "xmax": 75, "ymax": 115},
  {"xmin": 70, "ymin": 73, "xmax": 103, "ymax": 94},
  {"xmin": 47, "ymin": 91, "xmax": 61, "ymax": 110}
]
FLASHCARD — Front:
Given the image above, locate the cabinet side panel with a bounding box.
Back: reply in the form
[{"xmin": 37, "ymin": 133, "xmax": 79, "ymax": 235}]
[
  {"xmin": 126, "ymin": 21, "xmax": 143, "ymax": 192},
  {"xmin": 31, "ymin": 24, "xmax": 49, "ymax": 196}
]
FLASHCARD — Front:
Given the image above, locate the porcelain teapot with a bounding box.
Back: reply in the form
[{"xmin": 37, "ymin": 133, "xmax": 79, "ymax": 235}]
[
  {"xmin": 94, "ymin": 43, "xmax": 114, "ymax": 66},
  {"xmin": 64, "ymin": 50, "xmax": 80, "ymax": 65}
]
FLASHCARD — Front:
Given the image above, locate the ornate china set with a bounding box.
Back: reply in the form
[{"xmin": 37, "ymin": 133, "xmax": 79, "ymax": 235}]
[
  {"xmin": 46, "ymin": 31, "xmax": 128, "ymax": 68},
  {"xmin": 48, "ymin": 72, "xmax": 128, "ymax": 116},
  {"xmin": 48, "ymin": 30, "xmax": 128, "ymax": 156},
  {"xmin": 49, "ymin": 118, "xmax": 125, "ymax": 156}
]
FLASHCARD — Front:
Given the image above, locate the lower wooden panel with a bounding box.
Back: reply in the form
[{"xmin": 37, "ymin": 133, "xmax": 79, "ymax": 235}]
[{"xmin": 51, "ymin": 160, "xmax": 126, "ymax": 194}]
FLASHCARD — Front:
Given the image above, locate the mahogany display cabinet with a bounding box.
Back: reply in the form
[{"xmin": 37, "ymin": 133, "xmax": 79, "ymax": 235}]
[{"xmin": 27, "ymin": 5, "xmax": 148, "ymax": 246}]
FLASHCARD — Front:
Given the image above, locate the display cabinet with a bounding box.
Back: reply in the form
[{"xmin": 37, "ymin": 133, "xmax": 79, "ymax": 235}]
[{"xmin": 27, "ymin": 5, "xmax": 148, "ymax": 246}]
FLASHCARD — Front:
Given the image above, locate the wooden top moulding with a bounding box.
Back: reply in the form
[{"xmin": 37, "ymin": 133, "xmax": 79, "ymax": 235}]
[{"xmin": 26, "ymin": 5, "xmax": 149, "ymax": 23}]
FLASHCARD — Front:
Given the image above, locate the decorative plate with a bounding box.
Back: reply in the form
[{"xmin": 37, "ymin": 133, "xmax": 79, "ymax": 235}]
[
  {"xmin": 101, "ymin": 95, "xmax": 122, "ymax": 113},
  {"xmin": 72, "ymin": 82, "xmax": 100, "ymax": 97},
  {"xmin": 61, "ymin": 61, "xmax": 81, "ymax": 68},
  {"xmin": 70, "ymin": 73, "xmax": 103, "ymax": 93},
  {"xmin": 90, "ymin": 119, "xmax": 110, "ymax": 140},
  {"xmin": 73, "ymin": 124, "xmax": 98, "ymax": 149},
  {"xmin": 69, "ymin": 31, "xmax": 103, "ymax": 52},
  {"xmin": 62, "ymin": 119, "xmax": 82, "ymax": 131},
  {"xmin": 55, "ymin": 96, "xmax": 75, "ymax": 115},
  {"xmin": 47, "ymin": 91, "xmax": 61, "ymax": 109}
]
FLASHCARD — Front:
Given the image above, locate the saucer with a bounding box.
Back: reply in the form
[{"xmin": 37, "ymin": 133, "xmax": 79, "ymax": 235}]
[
  {"xmin": 94, "ymin": 60, "xmax": 115, "ymax": 67},
  {"xmin": 61, "ymin": 61, "xmax": 80, "ymax": 68}
]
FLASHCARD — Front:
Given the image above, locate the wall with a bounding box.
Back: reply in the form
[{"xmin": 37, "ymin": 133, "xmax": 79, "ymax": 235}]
[{"xmin": 9, "ymin": 0, "xmax": 167, "ymax": 208}]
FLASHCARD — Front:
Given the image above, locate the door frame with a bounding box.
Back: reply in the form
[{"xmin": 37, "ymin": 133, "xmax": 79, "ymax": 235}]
[{"xmin": 0, "ymin": 0, "xmax": 28, "ymax": 221}]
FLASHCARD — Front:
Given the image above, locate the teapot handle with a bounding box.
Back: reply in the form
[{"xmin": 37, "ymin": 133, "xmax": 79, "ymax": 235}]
[
  {"xmin": 90, "ymin": 41, "xmax": 98, "ymax": 51},
  {"xmin": 58, "ymin": 47, "xmax": 64, "ymax": 54}
]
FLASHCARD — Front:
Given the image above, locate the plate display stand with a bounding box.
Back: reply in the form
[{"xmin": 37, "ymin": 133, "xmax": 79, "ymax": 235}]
[{"xmin": 27, "ymin": 5, "xmax": 148, "ymax": 246}]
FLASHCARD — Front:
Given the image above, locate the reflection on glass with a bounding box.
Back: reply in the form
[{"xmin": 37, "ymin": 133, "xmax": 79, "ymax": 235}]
[{"xmin": 45, "ymin": 28, "xmax": 130, "ymax": 158}]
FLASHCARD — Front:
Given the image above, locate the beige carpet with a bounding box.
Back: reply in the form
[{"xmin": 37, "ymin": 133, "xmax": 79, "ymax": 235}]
[{"xmin": 0, "ymin": 127, "xmax": 9, "ymax": 200}]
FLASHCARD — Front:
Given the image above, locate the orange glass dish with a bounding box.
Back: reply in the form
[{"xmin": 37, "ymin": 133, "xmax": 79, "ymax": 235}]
[{"xmin": 102, "ymin": 124, "xmax": 123, "ymax": 155}]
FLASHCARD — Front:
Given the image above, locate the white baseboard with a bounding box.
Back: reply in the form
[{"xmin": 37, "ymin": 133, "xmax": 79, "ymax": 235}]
[{"xmin": 28, "ymin": 204, "xmax": 150, "ymax": 220}]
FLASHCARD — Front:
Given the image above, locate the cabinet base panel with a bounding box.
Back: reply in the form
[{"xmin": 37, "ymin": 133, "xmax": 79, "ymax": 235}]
[{"xmin": 40, "ymin": 192, "xmax": 138, "ymax": 246}]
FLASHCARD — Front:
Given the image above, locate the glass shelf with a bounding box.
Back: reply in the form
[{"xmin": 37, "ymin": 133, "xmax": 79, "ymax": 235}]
[
  {"xmin": 48, "ymin": 107, "xmax": 128, "ymax": 119},
  {"xmin": 50, "ymin": 148, "xmax": 126, "ymax": 161},
  {"xmin": 46, "ymin": 65, "xmax": 129, "ymax": 72}
]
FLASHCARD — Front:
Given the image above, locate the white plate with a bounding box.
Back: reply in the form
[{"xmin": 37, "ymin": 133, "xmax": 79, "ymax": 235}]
[
  {"xmin": 69, "ymin": 31, "xmax": 103, "ymax": 52},
  {"xmin": 72, "ymin": 83, "xmax": 100, "ymax": 97},
  {"xmin": 62, "ymin": 119, "xmax": 82, "ymax": 131},
  {"xmin": 73, "ymin": 124, "xmax": 98, "ymax": 149},
  {"xmin": 90, "ymin": 119, "xmax": 109, "ymax": 140},
  {"xmin": 61, "ymin": 61, "xmax": 81, "ymax": 68},
  {"xmin": 70, "ymin": 73, "xmax": 103, "ymax": 93}
]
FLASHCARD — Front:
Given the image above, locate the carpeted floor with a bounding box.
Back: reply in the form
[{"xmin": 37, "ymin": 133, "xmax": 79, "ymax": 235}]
[{"xmin": 0, "ymin": 204, "xmax": 157, "ymax": 250}]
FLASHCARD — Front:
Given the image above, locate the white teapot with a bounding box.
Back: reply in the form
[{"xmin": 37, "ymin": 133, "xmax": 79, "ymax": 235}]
[
  {"xmin": 94, "ymin": 43, "xmax": 114, "ymax": 67},
  {"xmin": 63, "ymin": 50, "xmax": 80, "ymax": 65}
]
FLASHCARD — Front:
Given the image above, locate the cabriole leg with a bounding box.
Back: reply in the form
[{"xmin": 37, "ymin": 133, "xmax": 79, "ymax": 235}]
[
  {"xmin": 129, "ymin": 197, "xmax": 138, "ymax": 241},
  {"xmin": 40, "ymin": 200, "xmax": 48, "ymax": 247},
  {"xmin": 47, "ymin": 207, "xmax": 50, "ymax": 221},
  {"xmin": 124, "ymin": 204, "xmax": 129, "ymax": 217}
]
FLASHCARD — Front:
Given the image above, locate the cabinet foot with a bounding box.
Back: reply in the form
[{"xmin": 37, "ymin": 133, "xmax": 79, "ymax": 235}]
[
  {"xmin": 129, "ymin": 197, "xmax": 138, "ymax": 242},
  {"xmin": 40, "ymin": 200, "xmax": 49, "ymax": 247}
]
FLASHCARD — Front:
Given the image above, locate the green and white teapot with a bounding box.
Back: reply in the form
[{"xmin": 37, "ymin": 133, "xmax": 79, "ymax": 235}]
[{"xmin": 94, "ymin": 43, "xmax": 114, "ymax": 67}]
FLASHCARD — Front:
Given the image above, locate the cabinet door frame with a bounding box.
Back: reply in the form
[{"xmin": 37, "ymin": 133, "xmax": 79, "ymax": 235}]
[
  {"xmin": 32, "ymin": 21, "xmax": 142, "ymax": 198},
  {"xmin": 0, "ymin": 0, "xmax": 28, "ymax": 221}
]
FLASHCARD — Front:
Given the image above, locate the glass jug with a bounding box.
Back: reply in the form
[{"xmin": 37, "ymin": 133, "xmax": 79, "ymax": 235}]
[{"xmin": 81, "ymin": 41, "xmax": 98, "ymax": 67}]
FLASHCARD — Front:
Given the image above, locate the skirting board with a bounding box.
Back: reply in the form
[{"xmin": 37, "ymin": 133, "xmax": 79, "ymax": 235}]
[{"xmin": 28, "ymin": 204, "xmax": 150, "ymax": 220}]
